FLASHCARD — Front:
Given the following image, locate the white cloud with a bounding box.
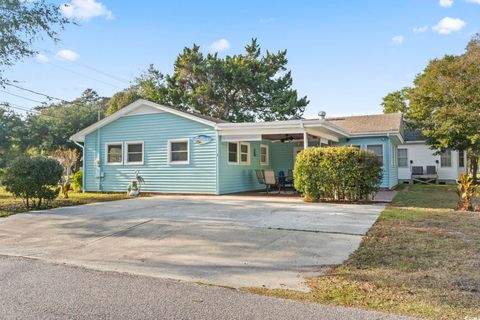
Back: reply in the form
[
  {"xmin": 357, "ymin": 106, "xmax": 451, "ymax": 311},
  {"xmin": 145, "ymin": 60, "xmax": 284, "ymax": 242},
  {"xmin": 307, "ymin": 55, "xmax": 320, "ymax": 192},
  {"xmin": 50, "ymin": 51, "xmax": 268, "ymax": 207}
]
[
  {"xmin": 55, "ymin": 49, "xmax": 80, "ymax": 61},
  {"xmin": 208, "ymin": 38, "xmax": 231, "ymax": 52},
  {"xmin": 35, "ymin": 54, "xmax": 49, "ymax": 63},
  {"xmin": 466, "ymin": 0, "xmax": 480, "ymax": 4},
  {"xmin": 392, "ymin": 35, "xmax": 404, "ymax": 45},
  {"xmin": 61, "ymin": 0, "xmax": 113, "ymax": 21},
  {"xmin": 432, "ymin": 17, "xmax": 466, "ymax": 34},
  {"xmin": 413, "ymin": 26, "xmax": 428, "ymax": 33},
  {"xmin": 439, "ymin": 0, "xmax": 454, "ymax": 7}
]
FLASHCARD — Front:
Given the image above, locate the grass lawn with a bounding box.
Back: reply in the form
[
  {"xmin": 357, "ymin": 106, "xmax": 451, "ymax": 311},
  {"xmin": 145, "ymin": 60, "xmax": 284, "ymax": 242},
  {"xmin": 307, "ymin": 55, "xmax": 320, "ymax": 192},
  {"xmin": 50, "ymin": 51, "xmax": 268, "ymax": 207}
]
[
  {"xmin": 0, "ymin": 187, "xmax": 130, "ymax": 217},
  {"xmin": 247, "ymin": 185, "xmax": 480, "ymax": 320}
]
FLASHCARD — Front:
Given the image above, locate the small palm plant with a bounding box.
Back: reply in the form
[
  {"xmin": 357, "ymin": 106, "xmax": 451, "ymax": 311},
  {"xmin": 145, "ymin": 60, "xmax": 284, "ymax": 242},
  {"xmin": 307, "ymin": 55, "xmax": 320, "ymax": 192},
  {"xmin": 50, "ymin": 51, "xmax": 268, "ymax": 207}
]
[{"xmin": 456, "ymin": 174, "xmax": 478, "ymax": 211}]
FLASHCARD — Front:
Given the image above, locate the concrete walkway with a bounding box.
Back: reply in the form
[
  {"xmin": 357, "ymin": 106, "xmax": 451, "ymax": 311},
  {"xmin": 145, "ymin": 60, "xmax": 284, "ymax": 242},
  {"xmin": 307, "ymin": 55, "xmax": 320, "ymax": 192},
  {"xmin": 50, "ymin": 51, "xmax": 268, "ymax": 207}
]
[{"xmin": 0, "ymin": 195, "xmax": 384, "ymax": 290}]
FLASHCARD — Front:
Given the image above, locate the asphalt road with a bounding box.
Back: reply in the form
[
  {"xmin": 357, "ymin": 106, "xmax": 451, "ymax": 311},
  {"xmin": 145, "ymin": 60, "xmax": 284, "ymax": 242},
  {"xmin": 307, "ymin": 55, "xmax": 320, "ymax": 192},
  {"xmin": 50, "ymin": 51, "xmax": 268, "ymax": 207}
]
[{"xmin": 0, "ymin": 255, "xmax": 416, "ymax": 320}]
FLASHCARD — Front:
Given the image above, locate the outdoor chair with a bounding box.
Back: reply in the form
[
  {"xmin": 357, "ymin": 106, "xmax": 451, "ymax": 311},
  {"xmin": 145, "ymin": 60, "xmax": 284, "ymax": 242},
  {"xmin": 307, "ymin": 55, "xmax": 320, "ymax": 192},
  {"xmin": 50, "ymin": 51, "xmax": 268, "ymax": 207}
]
[
  {"xmin": 411, "ymin": 165, "xmax": 438, "ymax": 184},
  {"xmin": 262, "ymin": 169, "xmax": 279, "ymax": 194},
  {"xmin": 255, "ymin": 169, "xmax": 265, "ymax": 185},
  {"xmin": 278, "ymin": 170, "xmax": 294, "ymax": 192}
]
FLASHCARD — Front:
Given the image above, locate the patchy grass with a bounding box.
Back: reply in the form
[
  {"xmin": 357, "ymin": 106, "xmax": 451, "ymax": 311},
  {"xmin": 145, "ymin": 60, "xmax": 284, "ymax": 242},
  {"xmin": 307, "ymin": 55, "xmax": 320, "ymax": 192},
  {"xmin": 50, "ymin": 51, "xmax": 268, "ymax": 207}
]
[
  {"xmin": 246, "ymin": 185, "xmax": 480, "ymax": 319},
  {"xmin": 0, "ymin": 187, "xmax": 130, "ymax": 217}
]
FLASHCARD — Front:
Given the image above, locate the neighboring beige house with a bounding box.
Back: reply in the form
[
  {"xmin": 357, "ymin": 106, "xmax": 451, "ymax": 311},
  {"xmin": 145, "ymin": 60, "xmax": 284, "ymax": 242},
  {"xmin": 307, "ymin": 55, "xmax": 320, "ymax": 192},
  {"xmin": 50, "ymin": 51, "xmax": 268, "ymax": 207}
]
[{"xmin": 397, "ymin": 130, "xmax": 467, "ymax": 184}]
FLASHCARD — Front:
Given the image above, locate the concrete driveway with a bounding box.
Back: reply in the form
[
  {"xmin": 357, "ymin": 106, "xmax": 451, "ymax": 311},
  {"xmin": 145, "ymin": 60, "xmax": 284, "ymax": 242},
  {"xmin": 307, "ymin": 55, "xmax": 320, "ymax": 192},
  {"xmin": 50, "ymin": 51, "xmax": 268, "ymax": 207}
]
[{"xmin": 0, "ymin": 195, "xmax": 384, "ymax": 290}]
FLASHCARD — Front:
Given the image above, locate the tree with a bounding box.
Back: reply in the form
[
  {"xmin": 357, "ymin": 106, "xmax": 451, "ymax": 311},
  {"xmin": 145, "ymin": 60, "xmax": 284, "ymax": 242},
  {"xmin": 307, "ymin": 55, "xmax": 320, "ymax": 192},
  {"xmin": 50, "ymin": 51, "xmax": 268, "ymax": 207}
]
[
  {"xmin": 407, "ymin": 35, "xmax": 480, "ymax": 183},
  {"xmin": 0, "ymin": 0, "xmax": 70, "ymax": 84},
  {"xmin": 106, "ymin": 87, "xmax": 140, "ymax": 116},
  {"xmin": 0, "ymin": 106, "xmax": 26, "ymax": 167},
  {"xmin": 167, "ymin": 39, "xmax": 308, "ymax": 122},
  {"xmin": 49, "ymin": 148, "xmax": 78, "ymax": 198},
  {"xmin": 26, "ymin": 89, "xmax": 108, "ymax": 152},
  {"xmin": 381, "ymin": 88, "xmax": 410, "ymax": 114}
]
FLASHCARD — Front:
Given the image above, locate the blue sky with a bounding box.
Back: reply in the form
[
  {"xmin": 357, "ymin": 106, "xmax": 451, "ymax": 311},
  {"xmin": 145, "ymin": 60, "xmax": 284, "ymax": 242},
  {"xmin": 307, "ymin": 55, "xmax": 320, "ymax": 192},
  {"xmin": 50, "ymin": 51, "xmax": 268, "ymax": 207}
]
[{"xmin": 4, "ymin": 0, "xmax": 480, "ymax": 117}]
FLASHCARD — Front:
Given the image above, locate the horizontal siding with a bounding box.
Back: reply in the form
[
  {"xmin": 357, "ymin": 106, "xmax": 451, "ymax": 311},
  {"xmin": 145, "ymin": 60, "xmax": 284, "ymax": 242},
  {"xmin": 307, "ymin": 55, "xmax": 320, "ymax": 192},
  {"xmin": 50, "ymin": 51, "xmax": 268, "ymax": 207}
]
[
  {"xmin": 335, "ymin": 137, "xmax": 392, "ymax": 189},
  {"xmin": 84, "ymin": 112, "xmax": 217, "ymax": 194},
  {"xmin": 218, "ymin": 141, "xmax": 296, "ymax": 194}
]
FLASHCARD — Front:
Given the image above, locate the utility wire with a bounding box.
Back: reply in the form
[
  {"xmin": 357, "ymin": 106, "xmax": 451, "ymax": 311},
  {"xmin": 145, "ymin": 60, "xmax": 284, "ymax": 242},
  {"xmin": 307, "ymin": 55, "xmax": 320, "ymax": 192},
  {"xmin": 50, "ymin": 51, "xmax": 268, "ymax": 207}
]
[
  {"xmin": 5, "ymin": 82, "xmax": 69, "ymax": 103},
  {"xmin": 49, "ymin": 62, "xmax": 124, "ymax": 90},
  {"xmin": 0, "ymin": 89, "xmax": 46, "ymax": 104},
  {"xmin": 70, "ymin": 60, "xmax": 131, "ymax": 85}
]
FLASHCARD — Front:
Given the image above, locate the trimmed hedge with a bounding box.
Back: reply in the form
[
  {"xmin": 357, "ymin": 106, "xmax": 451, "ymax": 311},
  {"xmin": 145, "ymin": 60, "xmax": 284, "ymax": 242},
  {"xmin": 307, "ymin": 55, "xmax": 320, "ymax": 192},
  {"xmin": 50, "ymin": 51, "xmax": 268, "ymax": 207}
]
[
  {"xmin": 293, "ymin": 146, "xmax": 383, "ymax": 202},
  {"xmin": 1, "ymin": 156, "xmax": 63, "ymax": 208},
  {"xmin": 72, "ymin": 170, "xmax": 83, "ymax": 192}
]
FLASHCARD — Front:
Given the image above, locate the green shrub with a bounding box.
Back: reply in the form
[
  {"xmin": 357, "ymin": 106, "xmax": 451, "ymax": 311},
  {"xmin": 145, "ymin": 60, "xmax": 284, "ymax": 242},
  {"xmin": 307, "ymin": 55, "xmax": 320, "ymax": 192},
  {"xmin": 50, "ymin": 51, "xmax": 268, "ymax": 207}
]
[
  {"xmin": 72, "ymin": 170, "xmax": 83, "ymax": 192},
  {"xmin": 294, "ymin": 146, "xmax": 383, "ymax": 202},
  {"xmin": 0, "ymin": 168, "xmax": 4, "ymax": 185},
  {"xmin": 1, "ymin": 156, "xmax": 63, "ymax": 208}
]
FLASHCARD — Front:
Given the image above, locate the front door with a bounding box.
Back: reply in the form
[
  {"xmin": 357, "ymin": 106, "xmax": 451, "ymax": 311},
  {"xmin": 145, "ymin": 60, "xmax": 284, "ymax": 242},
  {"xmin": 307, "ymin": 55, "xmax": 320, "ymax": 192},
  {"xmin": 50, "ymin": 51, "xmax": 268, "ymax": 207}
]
[{"xmin": 293, "ymin": 146, "xmax": 304, "ymax": 163}]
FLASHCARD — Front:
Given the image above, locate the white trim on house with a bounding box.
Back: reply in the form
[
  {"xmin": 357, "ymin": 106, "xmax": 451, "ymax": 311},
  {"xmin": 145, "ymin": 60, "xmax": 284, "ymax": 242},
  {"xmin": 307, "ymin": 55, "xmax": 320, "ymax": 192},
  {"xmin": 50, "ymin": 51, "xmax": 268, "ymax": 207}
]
[
  {"xmin": 124, "ymin": 141, "xmax": 144, "ymax": 165},
  {"xmin": 239, "ymin": 142, "xmax": 250, "ymax": 165},
  {"xmin": 260, "ymin": 144, "xmax": 269, "ymax": 166},
  {"xmin": 70, "ymin": 100, "xmax": 219, "ymax": 142},
  {"xmin": 105, "ymin": 142, "xmax": 123, "ymax": 165},
  {"xmin": 167, "ymin": 139, "xmax": 190, "ymax": 165}
]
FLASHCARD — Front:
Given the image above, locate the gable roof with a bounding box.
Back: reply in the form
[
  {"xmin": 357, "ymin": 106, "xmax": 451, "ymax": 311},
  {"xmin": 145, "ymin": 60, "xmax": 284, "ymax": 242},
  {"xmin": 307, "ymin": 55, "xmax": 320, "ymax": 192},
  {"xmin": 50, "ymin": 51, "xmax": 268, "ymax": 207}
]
[
  {"xmin": 70, "ymin": 99, "xmax": 225, "ymax": 142},
  {"xmin": 326, "ymin": 113, "xmax": 403, "ymax": 135}
]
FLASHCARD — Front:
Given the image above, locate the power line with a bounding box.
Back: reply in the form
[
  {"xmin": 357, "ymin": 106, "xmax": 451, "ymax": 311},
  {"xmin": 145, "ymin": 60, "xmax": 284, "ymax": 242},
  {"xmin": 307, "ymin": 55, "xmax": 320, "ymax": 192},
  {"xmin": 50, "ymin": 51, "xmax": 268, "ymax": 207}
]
[
  {"xmin": 49, "ymin": 62, "xmax": 124, "ymax": 90},
  {"xmin": 70, "ymin": 60, "xmax": 131, "ymax": 85},
  {"xmin": 0, "ymin": 89, "xmax": 46, "ymax": 104},
  {"xmin": 5, "ymin": 82, "xmax": 69, "ymax": 103}
]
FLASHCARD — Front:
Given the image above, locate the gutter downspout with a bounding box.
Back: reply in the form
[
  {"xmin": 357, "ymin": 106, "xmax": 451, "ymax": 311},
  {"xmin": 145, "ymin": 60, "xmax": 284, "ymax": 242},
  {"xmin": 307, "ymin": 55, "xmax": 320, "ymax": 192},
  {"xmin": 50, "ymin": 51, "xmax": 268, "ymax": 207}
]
[{"xmin": 73, "ymin": 140, "xmax": 85, "ymax": 193}]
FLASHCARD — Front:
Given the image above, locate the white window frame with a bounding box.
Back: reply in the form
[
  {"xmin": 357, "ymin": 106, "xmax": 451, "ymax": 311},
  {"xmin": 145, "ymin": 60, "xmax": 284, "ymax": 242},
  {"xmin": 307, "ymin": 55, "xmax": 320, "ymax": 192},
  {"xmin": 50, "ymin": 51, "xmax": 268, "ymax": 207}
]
[
  {"xmin": 398, "ymin": 148, "xmax": 408, "ymax": 168},
  {"xmin": 260, "ymin": 144, "xmax": 269, "ymax": 166},
  {"xmin": 168, "ymin": 139, "xmax": 190, "ymax": 165},
  {"xmin": 367, "ymin": 144, "xmax": 384, "ymax": 167},
  {"xmin": 239, "ymin": 142, "xmax": 250, "ymax": 165},
  {"xmin": 440, "ymin": 149, "xmax": 452, "ymax": 167},
  {"xmin": 105, "ymin": 142, "xmax": 123, "ymax": 165},
  {"xmin": 228, "ymin": 142, "xmax": 239, "ymax": 165},
  {"xmin": 124, "ymin": 141, "xmax": 144, "ymax": 165}
]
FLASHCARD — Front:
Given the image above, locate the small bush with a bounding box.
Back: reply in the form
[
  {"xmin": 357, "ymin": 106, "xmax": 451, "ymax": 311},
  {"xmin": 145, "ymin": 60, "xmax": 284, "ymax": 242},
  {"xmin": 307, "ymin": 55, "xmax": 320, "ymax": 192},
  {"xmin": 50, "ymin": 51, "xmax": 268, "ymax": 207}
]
[
  {"xmin": 294, "ymin": 146, "xmax": 383, "ymax": 202},
  {"xmin": 72, "ymin": 170, "xmax": 83, "ymax": 192},
  {"xmin": 1, "ymin": 156, "xmax": 63, "ymax": 208},
  {"xmin": 0, "ymin": 168, "xmax": 5, "ymax": 185}
]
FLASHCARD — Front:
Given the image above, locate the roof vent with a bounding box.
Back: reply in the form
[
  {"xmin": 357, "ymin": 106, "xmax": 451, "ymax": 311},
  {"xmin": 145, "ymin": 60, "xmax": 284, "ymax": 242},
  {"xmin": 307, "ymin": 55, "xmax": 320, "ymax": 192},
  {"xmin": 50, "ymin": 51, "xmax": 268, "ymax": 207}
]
[{"xmin": 318, "ymin": 111, "xmax": 326, "ymax": 120}]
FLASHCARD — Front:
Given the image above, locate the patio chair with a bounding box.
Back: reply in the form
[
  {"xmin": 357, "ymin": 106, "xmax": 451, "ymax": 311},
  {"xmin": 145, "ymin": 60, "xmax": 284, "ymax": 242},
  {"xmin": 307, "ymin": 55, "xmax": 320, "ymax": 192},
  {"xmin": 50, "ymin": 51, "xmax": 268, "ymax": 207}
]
[
  {"xmin": 262, "ymin": 169, "xmax": 279, "ymax": 194},
  {"xmin": 255, "ymin": 169, "xmax": 265, "ymax": 185},
  {"xmin": 410, "ymin": 166, "xmax": 423, "ymax": 184},
  {"xmin": 278, "ymin": 170, "xmax": 294, "ymax": 192}
]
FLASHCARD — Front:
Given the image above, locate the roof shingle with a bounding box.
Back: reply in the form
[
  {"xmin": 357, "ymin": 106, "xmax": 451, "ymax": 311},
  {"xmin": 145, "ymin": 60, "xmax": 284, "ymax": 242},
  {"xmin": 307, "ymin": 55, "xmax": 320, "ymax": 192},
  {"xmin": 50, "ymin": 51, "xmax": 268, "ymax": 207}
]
[{"xmin": 326, "ymin": 113, "xmax": 403, "ymax": 134}]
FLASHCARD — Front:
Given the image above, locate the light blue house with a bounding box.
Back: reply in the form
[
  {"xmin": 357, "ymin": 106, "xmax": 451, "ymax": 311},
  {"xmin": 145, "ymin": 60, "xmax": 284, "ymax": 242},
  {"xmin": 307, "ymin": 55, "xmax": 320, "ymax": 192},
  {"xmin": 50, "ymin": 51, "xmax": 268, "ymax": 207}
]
[{"xmin": 71, "ymin": 100, "xmax": 404, "ymax": 194}]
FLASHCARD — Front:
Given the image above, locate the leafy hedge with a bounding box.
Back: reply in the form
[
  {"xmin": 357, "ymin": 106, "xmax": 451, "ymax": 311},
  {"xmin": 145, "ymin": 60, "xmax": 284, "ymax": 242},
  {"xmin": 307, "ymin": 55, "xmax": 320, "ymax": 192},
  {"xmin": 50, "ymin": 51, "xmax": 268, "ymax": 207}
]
[
  {"xmin": 1, "ymin": 156, "xmax": 63, "ymax": 208},
  {"xmin": 72, "ymin": 170, "xmax": 83, "ymax": 192},
  {"xmin": 294, "ymin": 146, "xmax": 383, "ymax": 202}
]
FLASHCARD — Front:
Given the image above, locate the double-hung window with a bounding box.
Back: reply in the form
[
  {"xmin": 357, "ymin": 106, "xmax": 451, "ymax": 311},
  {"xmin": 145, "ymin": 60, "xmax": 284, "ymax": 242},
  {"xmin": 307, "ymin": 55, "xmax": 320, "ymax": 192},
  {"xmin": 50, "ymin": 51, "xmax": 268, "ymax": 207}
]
[
  {"xmin": 398, "ymin": 148, "xmax": 408, "ymax": 168},
  {"xmin": 228, "ymin": 142, "xmax": 238, "ymax": 164},
  {"xmin": 169, "ymin": 139, "xmax": 189, "ymax": 164},
  {"xmin": 440, "ymin": 149, "xmax": 452, "ymax": 167},
  {"xmin": 125, "ymin": 142, "xmax": 144, "ymax": 164},
  {"xmin": 367, "ymin": 145, "xmax": 384, "ymax": 166},
  {"xmin": 260, "ymin": 144, "xmax": 269, "ymax": 165},
  {"xmin": 106, "ymin": 143, "xmax": 123, "ymax": 165},
  {"xmin": 239, "ymin": 142, "xmax": 250, "ymax": 165}
]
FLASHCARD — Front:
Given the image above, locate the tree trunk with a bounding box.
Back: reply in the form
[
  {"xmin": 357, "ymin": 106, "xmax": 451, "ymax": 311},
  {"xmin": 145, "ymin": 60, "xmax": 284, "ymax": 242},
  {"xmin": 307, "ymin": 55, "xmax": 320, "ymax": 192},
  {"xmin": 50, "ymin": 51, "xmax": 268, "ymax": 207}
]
[{"xmin": 471, "ymin": 155, "xmax": 479, "ymax": 184}]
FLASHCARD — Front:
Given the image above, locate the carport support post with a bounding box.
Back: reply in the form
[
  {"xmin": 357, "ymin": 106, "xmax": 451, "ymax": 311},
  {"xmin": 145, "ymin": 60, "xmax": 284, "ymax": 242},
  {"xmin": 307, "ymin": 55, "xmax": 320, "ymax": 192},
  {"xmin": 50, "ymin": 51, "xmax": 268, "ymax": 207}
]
[{"xmin": 303, "ymin": 131, "xmax": 308, "ymax": 149}]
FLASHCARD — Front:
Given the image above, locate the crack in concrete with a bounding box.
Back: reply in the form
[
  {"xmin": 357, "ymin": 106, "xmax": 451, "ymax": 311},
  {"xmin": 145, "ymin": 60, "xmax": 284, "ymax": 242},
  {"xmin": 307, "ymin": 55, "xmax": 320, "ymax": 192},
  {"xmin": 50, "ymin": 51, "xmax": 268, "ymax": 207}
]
[{"xmin": 81, "ymin": 219, "xmax": 153, "ymax": 247}]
